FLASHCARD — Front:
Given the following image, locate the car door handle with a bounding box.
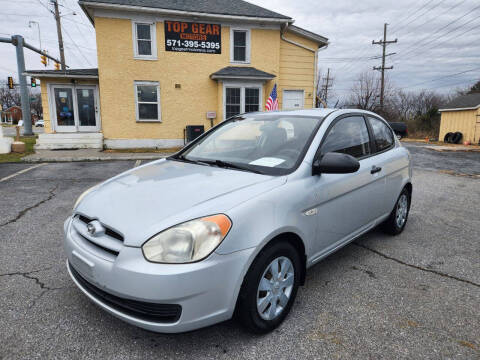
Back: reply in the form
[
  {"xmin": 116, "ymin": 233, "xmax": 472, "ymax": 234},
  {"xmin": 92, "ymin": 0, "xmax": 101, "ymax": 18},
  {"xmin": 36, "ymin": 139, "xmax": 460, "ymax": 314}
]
[{"xmin": 371, "ymin": 166, "xmax": 382, "ymax": 174}]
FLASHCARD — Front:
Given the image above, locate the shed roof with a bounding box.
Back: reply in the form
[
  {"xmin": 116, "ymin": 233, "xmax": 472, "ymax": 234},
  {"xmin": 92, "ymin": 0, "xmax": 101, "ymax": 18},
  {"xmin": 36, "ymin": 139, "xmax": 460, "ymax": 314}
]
[
  {"xmin": 439, "ymin": 92, "xmax": 480, "ymax": 112},
  {"xmin": 23, "ymin": 68, "xmax": 99, "ymax": 79},
  {"xmin": 210, "ymin": 66, "xmax": 276, "ymax": 80},
  {"xmin": 80, "ymin": 0, "xmax": 291, "ymax": 20}
]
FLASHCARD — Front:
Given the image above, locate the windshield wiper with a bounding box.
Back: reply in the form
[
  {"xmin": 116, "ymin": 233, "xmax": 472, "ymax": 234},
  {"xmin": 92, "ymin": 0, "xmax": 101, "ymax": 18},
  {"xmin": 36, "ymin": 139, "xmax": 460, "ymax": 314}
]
[
  {"xmin": 202, "ymin": 159, "xmax": 263, "ymax": 174},
  {"xmin": 171, "ymin": 155, "xmax": 209, "ymax": 166}
]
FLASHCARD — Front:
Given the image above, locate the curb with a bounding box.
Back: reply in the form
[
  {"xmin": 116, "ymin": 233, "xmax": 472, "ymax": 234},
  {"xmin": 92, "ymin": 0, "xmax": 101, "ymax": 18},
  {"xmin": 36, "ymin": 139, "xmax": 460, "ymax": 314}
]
[
  {"xmin": 22, "ymin": 155, "xmax": 167, "ymax": 162},
  {"xmin": 424, "ymin": 146, "xmax": 480, "ymax": 153}
]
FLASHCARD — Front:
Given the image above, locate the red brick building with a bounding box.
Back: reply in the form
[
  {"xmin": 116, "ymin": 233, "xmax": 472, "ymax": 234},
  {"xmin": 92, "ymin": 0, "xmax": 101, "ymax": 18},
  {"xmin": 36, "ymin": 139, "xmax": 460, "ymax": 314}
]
[{"xmin": 1, "ymin": 106, "xmax": 22, "ymax": 124}]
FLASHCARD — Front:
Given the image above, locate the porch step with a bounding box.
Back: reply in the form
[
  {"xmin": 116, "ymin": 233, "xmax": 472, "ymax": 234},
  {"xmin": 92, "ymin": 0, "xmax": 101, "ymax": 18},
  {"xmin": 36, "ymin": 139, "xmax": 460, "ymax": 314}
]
[{"xmin": 35, "ymin": 133, "xmax": 103, "ymax": 150}]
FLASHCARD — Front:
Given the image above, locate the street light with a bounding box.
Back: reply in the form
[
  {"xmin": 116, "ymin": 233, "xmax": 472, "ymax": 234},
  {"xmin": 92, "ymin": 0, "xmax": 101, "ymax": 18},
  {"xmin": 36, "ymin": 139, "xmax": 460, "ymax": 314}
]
[{"xmin": 28, "ymin": 21, "xmax": 42, "ymax": 51}]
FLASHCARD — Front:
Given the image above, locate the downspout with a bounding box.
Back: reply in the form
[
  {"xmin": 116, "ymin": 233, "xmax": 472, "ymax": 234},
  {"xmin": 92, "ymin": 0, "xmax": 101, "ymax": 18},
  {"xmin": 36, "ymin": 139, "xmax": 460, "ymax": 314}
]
[{"xmin": 281, "ymin": 23, "xmax": 329, "ymax": 108}]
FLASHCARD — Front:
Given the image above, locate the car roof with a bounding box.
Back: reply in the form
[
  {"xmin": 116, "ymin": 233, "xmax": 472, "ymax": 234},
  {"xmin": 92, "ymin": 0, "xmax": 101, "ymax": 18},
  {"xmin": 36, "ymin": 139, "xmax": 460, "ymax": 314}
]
[{"xmin": 244, "ymin": 108, "xmax": 379, "ymax": 118}]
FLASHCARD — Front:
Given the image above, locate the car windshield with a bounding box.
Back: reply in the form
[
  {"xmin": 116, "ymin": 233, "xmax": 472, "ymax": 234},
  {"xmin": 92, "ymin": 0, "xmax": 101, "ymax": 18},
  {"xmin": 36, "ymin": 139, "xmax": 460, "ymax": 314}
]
[{"xmin": 175, "ymin": 115, "xmax": 322, "ymax": 175}]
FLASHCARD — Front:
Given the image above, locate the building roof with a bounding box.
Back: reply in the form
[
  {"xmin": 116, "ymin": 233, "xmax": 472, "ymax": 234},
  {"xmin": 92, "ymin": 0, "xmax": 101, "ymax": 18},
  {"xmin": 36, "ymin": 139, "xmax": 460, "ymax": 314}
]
[
  {"xmin": 287, "ymin": 25, "xmax": 328, "ymax": 45},
  {"xmin": 80, "ymin": 0, "xmax": 291, "ymax": 20},
  {"xmin": 210, "ymin": 66, "xmax": 276, "ymax": 80},
  {"xmin": 23, "ymin": 68, "xmax": 99, "ymax": 79},
  {"xmin": 439, "ymin": 92, "xmax": 480, "ymax": 112},
  {"xmin": 2, "ymin": 106, "xmax": 21, "ymax": 112}
]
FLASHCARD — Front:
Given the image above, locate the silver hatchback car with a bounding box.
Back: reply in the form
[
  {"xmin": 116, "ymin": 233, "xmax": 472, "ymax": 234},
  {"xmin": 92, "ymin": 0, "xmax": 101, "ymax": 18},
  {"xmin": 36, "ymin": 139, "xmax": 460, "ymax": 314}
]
[{"xmin": 65, "ymin": 109, "xmax": 412, "ymax": 334}]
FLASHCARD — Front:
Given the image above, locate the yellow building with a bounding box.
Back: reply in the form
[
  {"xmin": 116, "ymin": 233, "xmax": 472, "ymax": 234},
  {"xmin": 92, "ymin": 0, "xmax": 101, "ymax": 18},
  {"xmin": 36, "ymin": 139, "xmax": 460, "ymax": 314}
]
[
  {"xmin": 439, "ymin": 93, "xmax": 480, "ymax": 144},
  {"xmin": 25, "ymin": 0, "xmax": 328, "ymax": 149}
]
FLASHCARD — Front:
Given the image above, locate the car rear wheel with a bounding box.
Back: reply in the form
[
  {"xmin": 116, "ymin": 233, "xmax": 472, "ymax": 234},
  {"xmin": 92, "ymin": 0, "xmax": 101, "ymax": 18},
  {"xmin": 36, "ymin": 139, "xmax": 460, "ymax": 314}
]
[
  {"xmin": 236, "ymin": 241, "xmax": 301, "ymax": 334},
  {"xmin": 381, "ymin": 187, "xmax": 411, "ymax": 235}
]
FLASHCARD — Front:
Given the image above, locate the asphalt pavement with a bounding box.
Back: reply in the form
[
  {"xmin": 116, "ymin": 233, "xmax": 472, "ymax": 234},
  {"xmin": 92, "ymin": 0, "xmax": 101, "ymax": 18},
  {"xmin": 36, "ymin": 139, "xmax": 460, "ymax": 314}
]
[
  {"xmin": 1, "ymin": 126, "xmax": 44, "ymax": 137},
  {"xmin": 0, "ymin": 143, "xmax": 479, "ymax": 359}
]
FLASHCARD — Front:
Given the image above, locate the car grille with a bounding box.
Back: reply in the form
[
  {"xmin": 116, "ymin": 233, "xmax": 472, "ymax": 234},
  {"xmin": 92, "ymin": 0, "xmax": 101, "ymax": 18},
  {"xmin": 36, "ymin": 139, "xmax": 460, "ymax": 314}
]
[
  {"xmin": 72, "ymin": 215, "xmax": 124, "ymax": 258},
  {"xmin": 69, "ymin": 262, "xmax": 182, "ymax": 323}
]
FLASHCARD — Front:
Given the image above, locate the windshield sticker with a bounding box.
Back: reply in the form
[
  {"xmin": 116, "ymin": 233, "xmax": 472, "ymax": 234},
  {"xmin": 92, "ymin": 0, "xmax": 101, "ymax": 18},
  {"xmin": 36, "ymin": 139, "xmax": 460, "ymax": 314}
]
[{"xmin": 249, "ymin": 157, "xmax": 285, "ymax": 167}]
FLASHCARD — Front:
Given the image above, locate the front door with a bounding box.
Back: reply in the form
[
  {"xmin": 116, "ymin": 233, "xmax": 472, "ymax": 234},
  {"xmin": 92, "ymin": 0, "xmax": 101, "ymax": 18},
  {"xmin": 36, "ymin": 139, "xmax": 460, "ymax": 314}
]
[
  {"xmin": 309, "ymin": 115, "xmax": 386, "ymax": 257},
  {"xmin": 50, "ymin": 84, "xmax": 100, "ymax": 132}
]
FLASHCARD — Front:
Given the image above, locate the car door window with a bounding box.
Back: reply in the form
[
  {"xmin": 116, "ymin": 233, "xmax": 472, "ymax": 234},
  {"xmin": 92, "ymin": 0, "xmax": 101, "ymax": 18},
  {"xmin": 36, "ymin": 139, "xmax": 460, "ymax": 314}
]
[
  {"xmin": 321, "ymin": 116, "xmax": 371, "ymax": 158},
  {"xmin": 368, "ymin": 117, "xmax": 394, "ymax": 152}
]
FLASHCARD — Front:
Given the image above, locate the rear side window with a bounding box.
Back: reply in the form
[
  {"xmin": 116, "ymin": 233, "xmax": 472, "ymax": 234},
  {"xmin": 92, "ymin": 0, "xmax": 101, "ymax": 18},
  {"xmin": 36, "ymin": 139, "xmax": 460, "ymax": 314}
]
[
  {"xmin": 321, "ymin": 116, "xmax": 371, "ymax": 158},
  {"xmin": 368, "ymin": 117, "xmax": 394, "ymax": 152}
]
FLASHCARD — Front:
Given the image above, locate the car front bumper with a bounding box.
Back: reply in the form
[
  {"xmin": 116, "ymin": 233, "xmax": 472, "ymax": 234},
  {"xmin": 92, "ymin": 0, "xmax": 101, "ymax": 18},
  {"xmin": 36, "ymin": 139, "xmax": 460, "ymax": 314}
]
[{"xmin": 64, "ymin": 217, "xmax": 255, "ymax": 333}]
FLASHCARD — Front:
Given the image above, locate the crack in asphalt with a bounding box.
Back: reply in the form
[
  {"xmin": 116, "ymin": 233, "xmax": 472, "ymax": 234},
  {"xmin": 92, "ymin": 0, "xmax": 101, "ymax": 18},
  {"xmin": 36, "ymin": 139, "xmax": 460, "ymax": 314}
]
[
  {"xmin": 0, "ymin": 185, "xmax": 58, "ymax": 227},
  {"xmin": 353, "ymin": 243, "xmax": 480, "ymax": 288},
  {"xmin": 0, "ymin": 267, "xmax": 67, "ymax": 308}
]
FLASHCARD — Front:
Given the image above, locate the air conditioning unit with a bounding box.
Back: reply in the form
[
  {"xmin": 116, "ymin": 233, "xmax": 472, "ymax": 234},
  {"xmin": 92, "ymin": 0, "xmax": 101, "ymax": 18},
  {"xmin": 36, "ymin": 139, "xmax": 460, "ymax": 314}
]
[{"xmin": 185, "ymin": 125, "xmax": 205, "ymax": 143}]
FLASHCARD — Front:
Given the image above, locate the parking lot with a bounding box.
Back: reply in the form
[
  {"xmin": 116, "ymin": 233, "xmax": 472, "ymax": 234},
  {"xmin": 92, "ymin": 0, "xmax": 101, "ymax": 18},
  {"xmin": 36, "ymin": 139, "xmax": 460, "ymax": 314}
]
[{"xmin": 0, "ymin": 142, "xmax": 479, "ymax": 359}]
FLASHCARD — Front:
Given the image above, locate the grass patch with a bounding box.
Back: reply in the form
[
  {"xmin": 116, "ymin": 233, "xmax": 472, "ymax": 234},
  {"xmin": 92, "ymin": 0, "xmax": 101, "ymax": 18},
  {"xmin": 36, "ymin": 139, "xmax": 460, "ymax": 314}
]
[
  {"xmin": 103, "ymin": 147, "xmax": 182, "ymax": 154},
  {"xmin": 0, "ymin": 136, "xmax": 36, "ymax": 163}
]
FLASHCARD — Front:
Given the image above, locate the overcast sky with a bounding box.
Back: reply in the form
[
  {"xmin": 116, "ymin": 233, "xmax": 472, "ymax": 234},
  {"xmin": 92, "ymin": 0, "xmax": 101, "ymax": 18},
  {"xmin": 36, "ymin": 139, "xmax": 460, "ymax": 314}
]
[{"xmin": 0, "ymin": 0, "xmax": 479, "ymax": 103}]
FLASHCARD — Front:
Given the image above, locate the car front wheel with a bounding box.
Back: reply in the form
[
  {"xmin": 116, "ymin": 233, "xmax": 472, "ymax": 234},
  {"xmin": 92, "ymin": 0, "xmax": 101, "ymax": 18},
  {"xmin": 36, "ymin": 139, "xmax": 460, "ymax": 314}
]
[{"xmin": 236, "ymin": 241, "xmax": 301, "ymax": 333}]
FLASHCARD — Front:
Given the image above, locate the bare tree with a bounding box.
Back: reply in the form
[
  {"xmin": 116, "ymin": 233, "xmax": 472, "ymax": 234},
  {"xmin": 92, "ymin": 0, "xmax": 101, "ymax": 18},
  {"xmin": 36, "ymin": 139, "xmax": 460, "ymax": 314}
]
[
  {"xmin": 345, "ymin": 71, "xmax": 388, "ymax": 111},
  {"xmin": 0, "ymin": 85, "xmax": 21, "ymax": 109},
  {"xmin": 30, "ymin": 93, "xmax": 43, "ymax": 118}
]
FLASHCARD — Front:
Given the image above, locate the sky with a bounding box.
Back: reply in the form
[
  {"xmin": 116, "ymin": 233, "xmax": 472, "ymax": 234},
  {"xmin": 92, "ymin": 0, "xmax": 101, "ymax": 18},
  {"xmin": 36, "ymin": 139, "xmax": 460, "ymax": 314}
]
[{"xmin": 0, "ymin": 0, "xmax": 479, "ymax": 104}]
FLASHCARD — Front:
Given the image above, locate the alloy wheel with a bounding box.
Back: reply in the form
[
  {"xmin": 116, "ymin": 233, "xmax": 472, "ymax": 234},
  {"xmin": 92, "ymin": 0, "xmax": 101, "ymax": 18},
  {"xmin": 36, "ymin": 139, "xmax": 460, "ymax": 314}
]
[
  {"xmin": 256, "ymin": 256, "xmax": 294, "ymax": 321},
  {"xmin": 395, "ymin": 194, "xmax": 408, "ymax": 228}
]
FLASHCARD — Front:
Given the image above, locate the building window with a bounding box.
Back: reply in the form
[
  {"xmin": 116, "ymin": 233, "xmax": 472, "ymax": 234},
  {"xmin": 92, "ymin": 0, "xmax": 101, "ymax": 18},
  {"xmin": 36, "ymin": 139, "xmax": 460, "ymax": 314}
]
[
  {"xmin": 135, "ymin": 82, "xmax": 161, "ymax": 122},
  {"xmin": 133, "ymin": 22, "xmax": 157, "ymax": 59},
  {"xmin": 230, "ymin": 29, "xmax": 250, "ymax": 63},
  {"xmin": 224, "ymin": 84, "xmax": 261, "ymax": 119},
  {"xmin": 245, "ymin": 88, "xmax": 260, "ymax": 113},
  {"xmin": 226, "ymin": 88, "xmax": 241, "ymax": 119}
]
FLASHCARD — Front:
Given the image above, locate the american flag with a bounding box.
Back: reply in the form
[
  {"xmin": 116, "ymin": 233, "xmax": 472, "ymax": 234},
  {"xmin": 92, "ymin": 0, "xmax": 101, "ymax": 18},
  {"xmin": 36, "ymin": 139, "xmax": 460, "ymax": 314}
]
[{"xmin": 265, "ymin": 84, "xmax": 279, "ymax": 111}]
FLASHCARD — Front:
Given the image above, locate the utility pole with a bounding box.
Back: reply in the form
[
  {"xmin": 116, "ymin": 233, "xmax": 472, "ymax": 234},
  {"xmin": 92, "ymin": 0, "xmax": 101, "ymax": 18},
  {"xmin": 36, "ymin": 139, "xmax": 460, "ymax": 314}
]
[
  {"xmin": 52, "ymin": 0, "xmax": 66, "ymax": 70},
  {"xmin": 1, "ymin": 35, "xmax": 65, "ymax": 135},
  {"xmin": 322, "ymin": 68, "xmax": 333, "ymax": 107},
  {"xmin": 372, "ymin": 23, "xmax": 397, "ymax": 110},
  {"xmin": 317, "ymin": 68, "xmax": 333, "ymax": 108},
  {"xmin": 13, "ymin": 35, "xmax": 33, "ymax": 136}
]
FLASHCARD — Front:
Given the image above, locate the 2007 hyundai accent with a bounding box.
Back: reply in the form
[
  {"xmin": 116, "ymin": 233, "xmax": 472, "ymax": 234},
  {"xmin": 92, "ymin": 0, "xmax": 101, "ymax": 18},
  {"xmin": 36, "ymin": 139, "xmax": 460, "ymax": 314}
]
[{"xmin": 64, "ymin": 108, "xmax": 412, "ymax": 334}]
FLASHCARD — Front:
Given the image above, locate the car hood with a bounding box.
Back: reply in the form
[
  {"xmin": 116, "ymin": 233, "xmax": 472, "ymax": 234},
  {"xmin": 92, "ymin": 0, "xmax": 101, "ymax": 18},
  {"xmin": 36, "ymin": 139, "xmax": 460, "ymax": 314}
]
[{"xmin": 76, "ymin": 159, "xmax": 282, "ymax": 246}]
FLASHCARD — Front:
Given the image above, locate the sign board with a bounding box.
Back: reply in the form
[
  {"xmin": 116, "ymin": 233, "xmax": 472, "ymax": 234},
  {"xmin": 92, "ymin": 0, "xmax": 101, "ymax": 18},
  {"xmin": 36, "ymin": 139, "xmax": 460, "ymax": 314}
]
[
  {"xmin": 165, "ymin": 21, "xmax": 221, "ymax": 54},
  {"xmin": 206, "ymin": 111, "xmax": 216, "ymax": 119}
]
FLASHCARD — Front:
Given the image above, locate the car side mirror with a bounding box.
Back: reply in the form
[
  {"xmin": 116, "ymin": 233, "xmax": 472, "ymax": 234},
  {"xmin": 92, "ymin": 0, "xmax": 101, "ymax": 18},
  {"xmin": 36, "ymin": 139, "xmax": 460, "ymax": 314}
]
[{"xmin": 312, "ymin": 152, "xmax": 360, "ymax": 175}]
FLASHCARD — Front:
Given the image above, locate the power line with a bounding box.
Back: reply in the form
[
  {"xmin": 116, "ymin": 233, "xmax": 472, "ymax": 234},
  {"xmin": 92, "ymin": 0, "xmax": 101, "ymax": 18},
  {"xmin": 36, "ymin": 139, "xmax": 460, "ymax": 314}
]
[
  {"xmin": 400, "ymin": 66, "xmax": 480, "ymax": 89},
  {"xmin": 393, "ymin": 3, "xmax": 480, "ymax": 61},
  {"xmin": 35, "ymin": 0, "xmax": 53, "ymax": 14},
  {"xmin": 389, "ymin": 0, "xmax": 436, "ymax": 32},
  {"xmin": 394, "ymin": 0, "xmax": 468, "ymax": 39},
  {"xmin": 395, "ymin": 14, "xmax": 480, "ymax": 62},
  {"xmin": 61, "ymin": 25, "xmax": 94, "ymax": 67},
  {"xmin": 0, "ymin": 12, "xmax": 51, "ymax": 17},
  {"xmin": 392, "ymin": 0, "xmax": 448, "ymax": 35}
]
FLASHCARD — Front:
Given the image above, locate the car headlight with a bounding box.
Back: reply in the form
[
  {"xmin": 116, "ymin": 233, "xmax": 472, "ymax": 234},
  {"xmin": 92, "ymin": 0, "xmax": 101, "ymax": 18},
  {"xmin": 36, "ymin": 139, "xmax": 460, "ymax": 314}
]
[
  {"xmin": 142, "ymin": 214, "xmax": 232, "ymax": 264},
  {"xmin": 73, "ymin": 184, "xmax": 100, "ymax": 210}
]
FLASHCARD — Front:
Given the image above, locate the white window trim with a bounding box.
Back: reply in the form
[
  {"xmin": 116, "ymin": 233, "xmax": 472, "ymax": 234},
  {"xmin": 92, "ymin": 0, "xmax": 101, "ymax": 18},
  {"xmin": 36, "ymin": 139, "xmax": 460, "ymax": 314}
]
[
  {"xmin": 230, "ymin": 28, "xmax": 251, "ymax": 64},
  {"xmin": 282, "ymin": 89, "xmax": 305, "ymax": 110},
  {"xmin": 222, "ymin": 81, "xmax": 263, "ymax": 120},
  {"xmin": 132, "ymin": 21, "xmax": 157, "ymax": 60},
  {"xmin": 134, "ymin": 81, "xmax": 161, "ymax": 122}
]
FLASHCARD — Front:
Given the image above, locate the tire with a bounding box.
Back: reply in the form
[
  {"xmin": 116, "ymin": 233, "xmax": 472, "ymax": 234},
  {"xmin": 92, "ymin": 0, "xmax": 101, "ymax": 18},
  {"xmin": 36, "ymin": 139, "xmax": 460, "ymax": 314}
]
[
  {"xmin": 452, "ymin": 132, "xmax": 462, "ymax": 144},
  {"xmin": 236, "ymin": 241, "xmax": 301, "ymax": 334},
  {"xmin": 381, "ymin": 187, "xmax": 411, "ymax": 235},
  {"xmin": 396, "ymin": 133, "xmax": 402, "ymax": 140},
  {"xmin": 444, "ymin": 132, "xmax": 454, "ymax": 143}
]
